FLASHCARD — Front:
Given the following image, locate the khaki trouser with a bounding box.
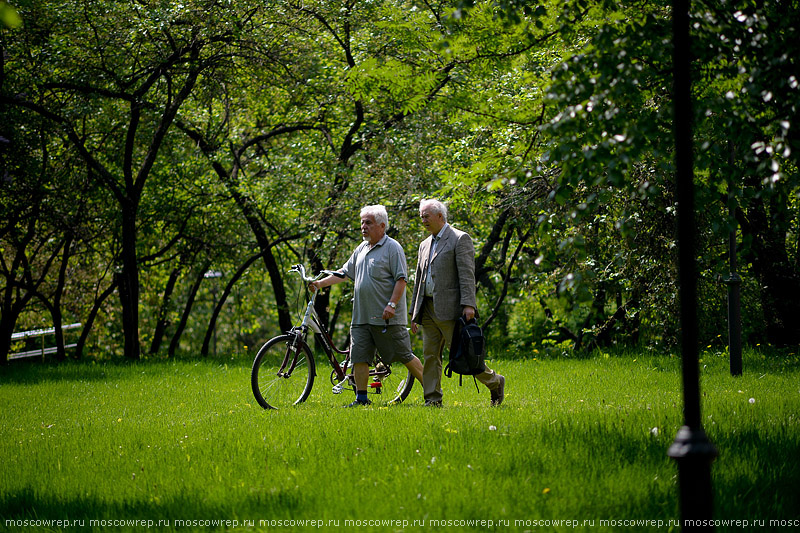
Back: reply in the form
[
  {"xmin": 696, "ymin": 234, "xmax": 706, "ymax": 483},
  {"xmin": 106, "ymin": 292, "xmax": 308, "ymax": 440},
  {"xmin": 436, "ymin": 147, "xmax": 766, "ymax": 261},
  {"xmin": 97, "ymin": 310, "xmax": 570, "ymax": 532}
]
[{"xmin": 420, "ymin": 298, "xmax": 501, "ymax": 403}]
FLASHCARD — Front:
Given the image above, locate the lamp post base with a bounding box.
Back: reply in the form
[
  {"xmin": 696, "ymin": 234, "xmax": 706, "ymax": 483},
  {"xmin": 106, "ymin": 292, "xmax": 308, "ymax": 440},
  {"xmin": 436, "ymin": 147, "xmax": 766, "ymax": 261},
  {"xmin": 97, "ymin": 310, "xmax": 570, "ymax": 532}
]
[{"xmin": 668, "ymin": 426, "xmax": 718, "ymax": 528}]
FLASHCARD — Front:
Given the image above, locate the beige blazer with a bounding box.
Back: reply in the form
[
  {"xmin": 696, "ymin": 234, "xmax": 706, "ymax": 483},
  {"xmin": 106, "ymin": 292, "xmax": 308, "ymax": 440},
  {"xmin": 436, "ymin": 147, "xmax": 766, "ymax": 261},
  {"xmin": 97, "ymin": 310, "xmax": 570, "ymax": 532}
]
[{"xmin": 410, "ymin": 225, "xmax": 478, "ymax": 323}]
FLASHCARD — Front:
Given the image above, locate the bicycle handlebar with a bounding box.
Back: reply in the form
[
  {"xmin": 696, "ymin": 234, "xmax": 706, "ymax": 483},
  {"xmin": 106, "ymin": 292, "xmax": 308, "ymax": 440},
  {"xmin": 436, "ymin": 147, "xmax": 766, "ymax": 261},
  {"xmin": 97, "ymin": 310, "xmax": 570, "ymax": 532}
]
[{"xmin": 288, "ymin": 264, "xmax": 345, "ymax": 283}]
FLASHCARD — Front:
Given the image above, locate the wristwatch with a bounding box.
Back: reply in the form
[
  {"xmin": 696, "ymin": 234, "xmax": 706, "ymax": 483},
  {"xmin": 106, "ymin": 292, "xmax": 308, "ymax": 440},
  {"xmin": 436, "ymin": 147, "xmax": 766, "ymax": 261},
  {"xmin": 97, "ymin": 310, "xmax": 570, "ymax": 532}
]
[{"xmin": 387, "ymin": 301, "xmax": 397, "ymax": 309}]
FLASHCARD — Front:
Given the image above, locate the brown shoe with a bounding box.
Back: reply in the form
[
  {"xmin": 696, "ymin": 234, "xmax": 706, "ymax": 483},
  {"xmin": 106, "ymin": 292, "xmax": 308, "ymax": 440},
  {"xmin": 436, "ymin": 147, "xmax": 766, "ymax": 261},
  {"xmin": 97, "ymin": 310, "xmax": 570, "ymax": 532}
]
[{"xmin": 490, "ymin": 374, "xmax": 505, "ymax": 406}]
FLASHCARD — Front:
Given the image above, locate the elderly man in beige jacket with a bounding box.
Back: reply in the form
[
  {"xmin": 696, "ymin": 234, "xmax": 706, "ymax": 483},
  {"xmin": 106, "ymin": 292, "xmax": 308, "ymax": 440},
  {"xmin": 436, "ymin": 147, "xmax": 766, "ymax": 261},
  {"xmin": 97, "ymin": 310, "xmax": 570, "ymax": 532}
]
[{"xmin": 410, "ymin": 199, "xmax": 505, "ymax": 406}]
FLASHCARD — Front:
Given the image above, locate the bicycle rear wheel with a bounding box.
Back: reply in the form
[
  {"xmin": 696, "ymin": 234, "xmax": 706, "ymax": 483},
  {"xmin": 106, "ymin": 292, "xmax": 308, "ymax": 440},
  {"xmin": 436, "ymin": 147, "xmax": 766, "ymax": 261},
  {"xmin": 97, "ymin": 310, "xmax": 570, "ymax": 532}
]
[
  {"xmin": 251, "ymin": 334, "xmax": 315, "ymax": 409},
  {"xmin": 382, "ymin": 365, "xmax": 415, "ymax": 404},
  {"xmin": 340, "ymin": 361, "xmax": 413, "ymax": 405},
  {"xmin": 333, "ymin": 363, "xmax": 414, "ymax": 405}
]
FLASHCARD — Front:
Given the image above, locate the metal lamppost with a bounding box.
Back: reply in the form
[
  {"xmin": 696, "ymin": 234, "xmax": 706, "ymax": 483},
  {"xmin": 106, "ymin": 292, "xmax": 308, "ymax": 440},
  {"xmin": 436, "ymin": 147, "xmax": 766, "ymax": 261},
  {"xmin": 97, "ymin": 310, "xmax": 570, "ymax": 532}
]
[
  {"xmin": 667, "ymin": 0, "xmax": 718, "ymax": 527},
  {"xmin": 726, "ymin": 146, "xmax": 743, "ymax": 377},
  {"xmin": 725, "ymin": 206, "xmax": 743, "ymax": 376}
]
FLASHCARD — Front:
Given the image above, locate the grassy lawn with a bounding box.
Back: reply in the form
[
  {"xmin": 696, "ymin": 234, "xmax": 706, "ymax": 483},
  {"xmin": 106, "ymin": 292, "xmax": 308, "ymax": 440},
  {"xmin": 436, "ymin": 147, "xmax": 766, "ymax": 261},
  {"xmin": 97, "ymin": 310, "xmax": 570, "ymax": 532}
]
[{"xmin": 1, "ymin": 349, "xmax": 798, "ymax": 532}]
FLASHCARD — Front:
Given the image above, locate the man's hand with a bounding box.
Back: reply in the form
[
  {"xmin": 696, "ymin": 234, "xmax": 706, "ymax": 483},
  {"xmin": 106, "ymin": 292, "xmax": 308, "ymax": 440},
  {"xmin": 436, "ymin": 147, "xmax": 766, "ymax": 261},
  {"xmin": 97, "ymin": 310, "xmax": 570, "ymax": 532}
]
[
  {"xmin": 463, "ymin": 306, "xmax": 476, "ymax": 322},
  {"xmin": 310, "ymin": 274, "xmax": 346, "ymax": 293},
  {"xmin": 382, "ymin": 304, "xmax": 396, "ymax": 321},
  {"xmin": 411, "ymin": 322, "xmax": 419, "ymax": 334}
]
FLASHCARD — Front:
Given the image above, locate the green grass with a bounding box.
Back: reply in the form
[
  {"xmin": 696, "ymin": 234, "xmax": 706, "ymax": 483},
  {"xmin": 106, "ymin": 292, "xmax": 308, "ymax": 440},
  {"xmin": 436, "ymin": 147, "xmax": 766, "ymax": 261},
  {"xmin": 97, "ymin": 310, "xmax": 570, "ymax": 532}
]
[{"xmin": 1, "ymin": 349, "xmax": 798, "ymax": 532}]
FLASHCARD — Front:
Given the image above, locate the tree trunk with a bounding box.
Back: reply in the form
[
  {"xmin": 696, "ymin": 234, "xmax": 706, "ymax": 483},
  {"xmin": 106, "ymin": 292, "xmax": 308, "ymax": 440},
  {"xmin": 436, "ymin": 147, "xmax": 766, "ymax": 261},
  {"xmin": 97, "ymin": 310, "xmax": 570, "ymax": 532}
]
[
  {"xmin": 51, "ymin": 234, "xmax": 73, "ymax": 361},
  {"xmin": 75, "ymin": 280, "xmax": 118, "ymax": 360},
  {"xmin": 0, "ymin": 304, "xmax": 21, "ymax": 365},
  {"xmin": 119, "ymin": 200, "xmax": 141, "ymax": 359},
  {"xmin": 0, "ymin": 221, "xmax": 48, "ymax": 363},
  {"xmin": 208, "ymin": 160, "xmax": 293, "ymax": 334},
  {"xmin": 149, "ymin": 267, "xmax": 181, "ymax": 355},
  {"xmin": 475, "ymin": 208, "xmax": 511, "ymax": 284},
  {"xmin": 169, "ymin": 261, "xmax": 210, "ymax": 357},
  {"xmin": 741, "ymin": 195, "xmax": 800, "ymax": 346},
  {"xmin": 201, "ymin": 252, "xmax": 264, "ymax": 357}
]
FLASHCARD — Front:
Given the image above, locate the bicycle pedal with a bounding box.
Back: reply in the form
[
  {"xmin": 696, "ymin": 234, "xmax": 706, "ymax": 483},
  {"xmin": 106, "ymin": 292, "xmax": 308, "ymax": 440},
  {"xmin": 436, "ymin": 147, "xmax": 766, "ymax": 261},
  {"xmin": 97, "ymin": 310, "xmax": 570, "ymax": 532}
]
[{"xmin": 332, "ymin": 383, "xmax": 344, "ymax": 394}]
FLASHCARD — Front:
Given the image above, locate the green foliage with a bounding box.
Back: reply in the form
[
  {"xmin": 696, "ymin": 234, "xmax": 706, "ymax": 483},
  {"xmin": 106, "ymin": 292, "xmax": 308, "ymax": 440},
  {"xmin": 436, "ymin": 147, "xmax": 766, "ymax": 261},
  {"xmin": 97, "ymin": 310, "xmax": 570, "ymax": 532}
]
[
  {"xmin": 453, "ymin": 0, "xmax": 800, "ymax": 350},
  {"xmin": 2, "ymin": 0, "xmax": 799, "ymax": 360}
]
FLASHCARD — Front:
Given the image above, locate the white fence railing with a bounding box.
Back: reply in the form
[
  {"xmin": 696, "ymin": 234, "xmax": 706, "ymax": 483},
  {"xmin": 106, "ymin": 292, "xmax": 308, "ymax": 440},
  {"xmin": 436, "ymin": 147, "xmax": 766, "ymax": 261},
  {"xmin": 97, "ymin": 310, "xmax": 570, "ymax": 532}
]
[{"xmin": 10, "ymin": 323, "xmax": 82, "ymax": 360}]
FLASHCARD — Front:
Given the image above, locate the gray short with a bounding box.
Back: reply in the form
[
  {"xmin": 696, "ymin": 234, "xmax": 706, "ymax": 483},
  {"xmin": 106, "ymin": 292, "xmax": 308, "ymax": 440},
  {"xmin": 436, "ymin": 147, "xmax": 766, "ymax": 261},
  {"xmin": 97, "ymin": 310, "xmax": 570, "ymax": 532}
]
[{"xmin": 350, "ymin": 324, "xmax": 415, "ymax": 365}]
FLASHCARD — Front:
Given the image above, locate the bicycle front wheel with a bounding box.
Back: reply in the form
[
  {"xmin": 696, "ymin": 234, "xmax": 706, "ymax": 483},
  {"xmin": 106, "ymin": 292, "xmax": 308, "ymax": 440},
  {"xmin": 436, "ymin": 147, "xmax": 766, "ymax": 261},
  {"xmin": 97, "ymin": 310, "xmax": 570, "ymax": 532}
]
[{"xmin": 251, "ymin": 334, "xmax": 316, "ymax": 410}]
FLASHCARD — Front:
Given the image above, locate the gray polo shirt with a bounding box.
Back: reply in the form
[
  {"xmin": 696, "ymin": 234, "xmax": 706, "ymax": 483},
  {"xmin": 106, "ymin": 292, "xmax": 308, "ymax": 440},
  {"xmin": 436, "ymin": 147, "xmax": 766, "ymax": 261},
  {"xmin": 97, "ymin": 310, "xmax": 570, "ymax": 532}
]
[{"xmin": 341, "ymin": 234, "xmax": 409, "ymax": 326}]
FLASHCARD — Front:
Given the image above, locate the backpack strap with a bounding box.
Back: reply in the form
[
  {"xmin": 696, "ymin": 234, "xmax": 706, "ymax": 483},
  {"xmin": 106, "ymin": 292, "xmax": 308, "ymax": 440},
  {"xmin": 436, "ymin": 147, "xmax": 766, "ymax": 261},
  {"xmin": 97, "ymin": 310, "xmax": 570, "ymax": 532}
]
[{"xmin": 444, "ymin": 364, "xmax": 480, "ymax": 390}]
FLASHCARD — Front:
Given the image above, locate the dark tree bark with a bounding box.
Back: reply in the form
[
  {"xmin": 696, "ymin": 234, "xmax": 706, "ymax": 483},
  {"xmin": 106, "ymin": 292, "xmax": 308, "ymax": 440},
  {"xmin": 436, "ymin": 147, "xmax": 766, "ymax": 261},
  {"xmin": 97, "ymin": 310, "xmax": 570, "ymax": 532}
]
[
  {"xmin": 740, "ymin": 193, "xmax": 800, "ymax": 346},
  {"xmin": 150, "ymin": 267, "xmax": 181, "ymax": 355},
  {"xmin": 169, "ymin": 261, "xmax": 211, "ymax": 357},
  {"xmin": 201, "ymin": 251, "xmax": 265, "ymax": 357},
  {"xmin": 74, "ymin": 279, "xmax": 118, "ymax": 360}
]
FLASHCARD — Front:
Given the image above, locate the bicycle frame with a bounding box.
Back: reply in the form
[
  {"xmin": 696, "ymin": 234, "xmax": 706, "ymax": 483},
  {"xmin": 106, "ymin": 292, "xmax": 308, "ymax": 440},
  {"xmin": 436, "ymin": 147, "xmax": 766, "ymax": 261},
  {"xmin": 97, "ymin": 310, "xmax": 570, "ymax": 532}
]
[
  {"xmin": 303, "ymin": 290, "xmax": 350, "ymax": 382},
  {"xmin": 285, "ymin": 264, "xmax": 397, "ymax": 390}
]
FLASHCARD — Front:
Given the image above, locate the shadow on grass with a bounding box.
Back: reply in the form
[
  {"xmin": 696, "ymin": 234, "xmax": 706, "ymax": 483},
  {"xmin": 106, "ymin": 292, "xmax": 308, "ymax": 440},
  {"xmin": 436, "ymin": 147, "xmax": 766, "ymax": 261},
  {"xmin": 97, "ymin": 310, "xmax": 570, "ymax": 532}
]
[
  {"xmin": 0, "ymin": 487, "xmax": 303, "ymax": 525},
  {"xmin": 0, "ymin": 356, "xmax": 254, "ymax": 386},
  {"xmin": 503, "ymin": 414, "xmax": 800, "ymax": 520},
  {"xmin": 711, "ymin": 428, "xmax": 800, "ymax": 519},
  {"xmin": 0, "ymin": 359, "xmax": 121, "ymax": 385}
]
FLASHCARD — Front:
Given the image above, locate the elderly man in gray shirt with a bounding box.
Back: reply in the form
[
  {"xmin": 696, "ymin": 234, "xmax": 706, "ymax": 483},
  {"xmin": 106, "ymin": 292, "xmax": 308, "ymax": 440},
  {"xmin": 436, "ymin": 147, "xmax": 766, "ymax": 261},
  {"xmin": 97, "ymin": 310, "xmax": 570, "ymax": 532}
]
[{"xmin": 311, "ymin": 205, "xmax": 424, "ymax": 407}]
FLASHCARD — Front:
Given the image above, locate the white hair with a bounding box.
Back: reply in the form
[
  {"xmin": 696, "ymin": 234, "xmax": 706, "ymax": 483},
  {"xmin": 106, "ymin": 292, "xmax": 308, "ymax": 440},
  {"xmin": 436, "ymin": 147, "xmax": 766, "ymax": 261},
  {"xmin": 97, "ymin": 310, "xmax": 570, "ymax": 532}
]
[
  {"xmin": 360, "ymin": 204, "xmax": 389, "ymax": 230},
  {"xmin": 419, "ymin": 199, "xmax": 448, "ymax": 223}
]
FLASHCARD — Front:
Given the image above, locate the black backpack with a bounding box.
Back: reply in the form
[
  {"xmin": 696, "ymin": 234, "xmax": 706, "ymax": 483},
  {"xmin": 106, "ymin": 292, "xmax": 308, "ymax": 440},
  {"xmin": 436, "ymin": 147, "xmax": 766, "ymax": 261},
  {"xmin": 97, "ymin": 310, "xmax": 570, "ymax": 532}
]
[{"xmin": 446, "ymin": 317, "xmax": 486, "ymax": 382}]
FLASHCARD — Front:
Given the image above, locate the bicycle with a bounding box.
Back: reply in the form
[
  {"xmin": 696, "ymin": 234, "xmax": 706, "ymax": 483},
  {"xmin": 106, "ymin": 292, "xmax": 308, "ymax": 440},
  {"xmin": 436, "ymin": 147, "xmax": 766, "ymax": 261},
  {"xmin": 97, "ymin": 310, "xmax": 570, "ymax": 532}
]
[{"xmin": 251, "ymin": 264, "xmax": 415, "ymax": 409}]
